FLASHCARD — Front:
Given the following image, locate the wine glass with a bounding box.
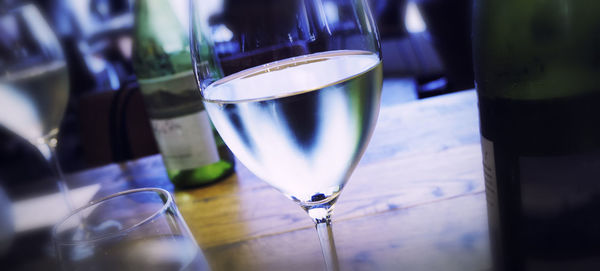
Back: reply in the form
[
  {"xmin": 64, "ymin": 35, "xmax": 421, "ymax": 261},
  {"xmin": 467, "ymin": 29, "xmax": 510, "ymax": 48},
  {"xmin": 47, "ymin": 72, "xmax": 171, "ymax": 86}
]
[
  {"xmin": 190, "ymin": 0, "xmax": 382, "ymax": 269},
  {"xmin": 0, "ymin": 4, "xmax": 72, "ymax": 206},
  {"xmin": 54, "ymin": 188, "xmax": 210, "ymax": 271}
]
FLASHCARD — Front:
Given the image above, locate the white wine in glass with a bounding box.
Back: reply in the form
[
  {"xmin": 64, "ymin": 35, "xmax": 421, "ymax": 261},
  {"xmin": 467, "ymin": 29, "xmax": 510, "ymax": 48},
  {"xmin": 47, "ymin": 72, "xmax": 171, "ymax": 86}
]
[
  {"xmin": 0, "ymin": 61, "xmax": 69, "ymax": 142},
  {"xmin": 191, "ymin": 1, "xmax": 382, "ymax": 269},
  {"xmin": 204, "ymin": 50, "xmax": 382, "ymax": 204}
]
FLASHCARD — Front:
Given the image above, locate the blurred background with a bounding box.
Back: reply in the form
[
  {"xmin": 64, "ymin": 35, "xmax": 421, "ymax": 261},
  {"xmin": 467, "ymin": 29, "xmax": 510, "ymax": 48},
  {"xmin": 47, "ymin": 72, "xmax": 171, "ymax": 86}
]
[{"xmin": 0, "ymin": 0, "xmax": 473, "ymax": 269}]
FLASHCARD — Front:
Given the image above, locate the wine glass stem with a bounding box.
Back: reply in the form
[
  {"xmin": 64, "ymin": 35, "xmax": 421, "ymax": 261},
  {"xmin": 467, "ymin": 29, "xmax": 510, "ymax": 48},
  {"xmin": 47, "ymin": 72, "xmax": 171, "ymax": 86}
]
[
  {"xmin": 36, "ymin": 136, "xmax": 75, "ymax": 212},
  {"xmin": 315, "ymin": 219, "xmax": 340, "ymax": 271}
]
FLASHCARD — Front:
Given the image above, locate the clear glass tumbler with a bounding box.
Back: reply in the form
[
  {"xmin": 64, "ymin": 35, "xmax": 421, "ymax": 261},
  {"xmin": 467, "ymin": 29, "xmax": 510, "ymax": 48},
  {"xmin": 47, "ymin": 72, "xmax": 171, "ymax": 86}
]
[{"xmin": 53, "ymin": 188, "xmax": 209, "ymax": 271}]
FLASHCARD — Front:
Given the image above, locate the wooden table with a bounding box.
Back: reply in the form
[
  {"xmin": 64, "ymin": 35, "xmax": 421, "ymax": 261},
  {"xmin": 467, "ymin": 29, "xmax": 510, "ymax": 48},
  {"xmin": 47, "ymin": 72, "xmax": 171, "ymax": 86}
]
[{"xmin": 63, "ymin": 89, "xmax": 491, "ymax": 271}]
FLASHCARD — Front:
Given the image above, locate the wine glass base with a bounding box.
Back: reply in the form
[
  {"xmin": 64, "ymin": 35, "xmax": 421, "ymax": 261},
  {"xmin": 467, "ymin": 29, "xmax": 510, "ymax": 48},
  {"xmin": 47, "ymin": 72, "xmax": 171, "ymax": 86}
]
[{"xmin": 300, "ymin": 196, "xmax": 339, "ymax": 224}]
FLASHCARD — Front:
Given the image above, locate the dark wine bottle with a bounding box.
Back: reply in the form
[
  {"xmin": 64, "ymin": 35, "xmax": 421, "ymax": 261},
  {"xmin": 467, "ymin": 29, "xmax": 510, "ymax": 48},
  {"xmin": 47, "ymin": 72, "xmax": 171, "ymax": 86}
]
[{"xmin": 473, "ymin": 1, "xmax": 600, "ymax": 270}]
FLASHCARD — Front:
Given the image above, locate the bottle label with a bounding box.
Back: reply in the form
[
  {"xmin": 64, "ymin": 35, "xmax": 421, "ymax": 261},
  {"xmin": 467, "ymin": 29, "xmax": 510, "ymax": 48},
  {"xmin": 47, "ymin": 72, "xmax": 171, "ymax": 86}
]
[
  {"xmin": 481, "ymin": 136, "xmax": 502, "ymax": 250},
  {"xmin": 150, "ymin": 108, "xmax": 219, "ymax": 171},
  {"xmin": 519, "ymin": 153, "xmax": 600, "ymax": 269},
  {"xmin": 138, "ymin": 71, "xmax": 204, "ymax": 119},
  {"xmin": 519, "ymin": 154, "xmax": 600, "ymax": 217},
  {"xmin": 481, "ymin": 136, "xmax": 499, "ymax": 216},
  {"xmin": 140, "ymin": 70, "xmax": 220, "ymax": 171},
  {"xmin": 138, "ymin": 71, "xmax": 196, "ymax": 95}
]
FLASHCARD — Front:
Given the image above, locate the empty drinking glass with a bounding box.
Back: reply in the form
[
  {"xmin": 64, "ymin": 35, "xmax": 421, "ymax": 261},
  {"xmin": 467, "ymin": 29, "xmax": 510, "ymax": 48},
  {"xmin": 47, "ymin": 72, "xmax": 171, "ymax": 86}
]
[{"xmin": 53, "ymin": 188, "xmax": 209, "ymax": 271}]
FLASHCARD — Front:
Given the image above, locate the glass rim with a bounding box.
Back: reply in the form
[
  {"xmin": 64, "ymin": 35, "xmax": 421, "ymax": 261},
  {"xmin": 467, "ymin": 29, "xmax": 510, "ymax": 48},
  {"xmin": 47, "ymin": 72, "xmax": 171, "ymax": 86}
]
[{"xmin": 53, "ymin": 187, "xmax": 173, "ymax": 245}]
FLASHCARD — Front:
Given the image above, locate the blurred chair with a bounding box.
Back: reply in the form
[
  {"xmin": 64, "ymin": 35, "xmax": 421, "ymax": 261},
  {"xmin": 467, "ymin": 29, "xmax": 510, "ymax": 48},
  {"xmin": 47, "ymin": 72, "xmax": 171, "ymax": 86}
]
[
  {"xmin": 38, "ymin": 0, "xmax": 141, "ymax": 171},
  {"xmin": 369, "ymin": 0, "xmax": 444, "ymax": 89},
  {"xmin": 370, "ymin": 0, "xmax": 474, "ymax": 98},
  {"xmin": 78, "ymin": 81, "xmax": 158, "ymax": 168},
  {"xmin": 371, "ymin": 0, "xmax": 409, "ymax": 38},
  {"xmin": 414, "ymin": 0, "xmax": 474, "ymax": 97}
]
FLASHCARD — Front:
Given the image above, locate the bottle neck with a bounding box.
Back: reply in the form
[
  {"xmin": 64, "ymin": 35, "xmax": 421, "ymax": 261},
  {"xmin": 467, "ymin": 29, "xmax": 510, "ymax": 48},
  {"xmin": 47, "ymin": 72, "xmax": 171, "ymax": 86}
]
[{"xmin": 133, "ymin": 0, "xmax": 192, "ymax": 78}]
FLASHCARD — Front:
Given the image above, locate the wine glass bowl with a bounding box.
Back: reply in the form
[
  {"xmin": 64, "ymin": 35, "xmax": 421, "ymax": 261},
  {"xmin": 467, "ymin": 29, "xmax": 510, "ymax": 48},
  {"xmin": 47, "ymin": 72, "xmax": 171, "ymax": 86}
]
[
  {"xmin": 0, "ymin": 4, "xmax": 70, "ymax": 142},
  {"xmin": 202, "ymin": 51, "xmax": 382, "ymax": 207},
  {"xmin": 190, "ymin": 0, "xmax": 382, "ymax": 269}
]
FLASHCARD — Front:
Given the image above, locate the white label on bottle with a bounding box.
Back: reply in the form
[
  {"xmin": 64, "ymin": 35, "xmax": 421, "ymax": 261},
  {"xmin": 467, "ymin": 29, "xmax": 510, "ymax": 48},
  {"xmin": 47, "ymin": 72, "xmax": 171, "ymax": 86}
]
[
  {"xmin": 519, "ymin": 153, "xmax": 600, "ymax": 269},
  {"xmin": 481, "ymin": 136, "xmax": 501, "ymax": 242},
  {"xmin": 150, "ymin": 111, "xmax": 219, "ymax": 171},
  {"xmin": 519, "ymin": 154, "xmax": 600, "ymax": 217},
  {"xmin": 138, "ymin": 70, "xmax": 196, "ymax": 95},
  {"xmin": 481, "ymin": 137, "xmax": 498, "ymax": 211}
]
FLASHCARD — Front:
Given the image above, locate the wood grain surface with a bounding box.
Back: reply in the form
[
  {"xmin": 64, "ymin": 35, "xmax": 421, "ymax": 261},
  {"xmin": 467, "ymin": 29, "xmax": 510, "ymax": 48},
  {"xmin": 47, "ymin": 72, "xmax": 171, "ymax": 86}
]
[
  {"xmin": 177, "ymin": 90, "xmax": 490, "ymax": 270},
  {"xmin": 69, "ymin": 89, "xmax": 491, "ymax": 271}
]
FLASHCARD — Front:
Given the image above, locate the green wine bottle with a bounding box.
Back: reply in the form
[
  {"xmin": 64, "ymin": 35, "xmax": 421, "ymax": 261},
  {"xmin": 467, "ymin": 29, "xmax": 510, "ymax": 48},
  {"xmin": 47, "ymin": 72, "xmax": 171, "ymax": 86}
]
[
  {"xmin": 473, "ymin": 1, "xmax": 600, "ymax": 270},
  {"xmin": 132, "ymin": 0, "xmax": 234, "ymax": 189}
]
